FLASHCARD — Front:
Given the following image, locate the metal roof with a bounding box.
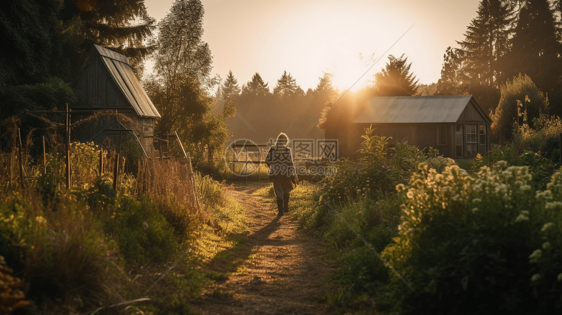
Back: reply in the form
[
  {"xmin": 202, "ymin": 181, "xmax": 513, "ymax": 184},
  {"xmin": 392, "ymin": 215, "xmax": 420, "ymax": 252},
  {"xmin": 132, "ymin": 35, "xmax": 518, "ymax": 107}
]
[
  {"xmin": 353, "ymin": 95, "xmax": 474, "ymax": 124},
  {"xmin": 93, "ymin": 45, "xmax": 161, "ymax": 118}
]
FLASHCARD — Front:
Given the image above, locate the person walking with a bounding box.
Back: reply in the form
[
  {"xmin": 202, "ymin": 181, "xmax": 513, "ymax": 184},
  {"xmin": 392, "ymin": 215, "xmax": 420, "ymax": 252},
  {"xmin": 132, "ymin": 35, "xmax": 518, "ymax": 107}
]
[{"xmin": 266, "ymin": 132, "xmax": 298, "ymax": 216}]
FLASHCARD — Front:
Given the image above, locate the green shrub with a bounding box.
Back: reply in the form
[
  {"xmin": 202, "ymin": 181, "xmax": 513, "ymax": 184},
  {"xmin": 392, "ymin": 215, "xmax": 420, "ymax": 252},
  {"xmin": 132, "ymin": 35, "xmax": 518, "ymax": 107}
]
[
  {"xmin": 382, "ymin": 162, "xmax": 562, "ymax": 314},
  {"xmin": 491, "ymin": 74, "xmax": 549, "ymax": 143},
  {"xmin": 195, "ymin": 172, "xmax": 224, "ymax": 209},
  {"xmin": 104, "ymin": 197, "xmax": 180, "ymax": 266}
]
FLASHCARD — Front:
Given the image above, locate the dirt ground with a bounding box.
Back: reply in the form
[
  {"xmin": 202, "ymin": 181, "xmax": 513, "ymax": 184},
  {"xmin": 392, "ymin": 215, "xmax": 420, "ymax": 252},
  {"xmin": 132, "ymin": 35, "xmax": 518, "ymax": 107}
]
[{"xmin": 191, "ymin": 182, "xmax": 337, "ymax": 315}]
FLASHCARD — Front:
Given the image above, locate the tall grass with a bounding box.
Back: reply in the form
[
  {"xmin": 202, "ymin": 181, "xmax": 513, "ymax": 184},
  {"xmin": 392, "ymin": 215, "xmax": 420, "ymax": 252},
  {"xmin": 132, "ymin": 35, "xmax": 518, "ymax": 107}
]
[{"xmin": 0, "ymin": 141, "xmax": 243, "ymax": 313}]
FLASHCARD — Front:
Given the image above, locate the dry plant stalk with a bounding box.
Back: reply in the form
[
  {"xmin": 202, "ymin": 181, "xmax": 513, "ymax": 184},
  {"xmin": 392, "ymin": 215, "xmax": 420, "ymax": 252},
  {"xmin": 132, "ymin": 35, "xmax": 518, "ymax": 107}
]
[{"xmin": 136, "ymin": 159, "xmax": 199, "ymax": 213}]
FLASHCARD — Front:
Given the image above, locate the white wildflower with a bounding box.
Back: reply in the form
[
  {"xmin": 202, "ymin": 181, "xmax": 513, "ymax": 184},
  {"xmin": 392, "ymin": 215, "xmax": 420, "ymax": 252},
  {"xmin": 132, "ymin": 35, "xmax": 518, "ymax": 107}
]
[
  {"xmin": 545, "ymin": 201, "xmax": 562, "ymax": 210},
  {"xmin": 541, "ymin": 223, "xmax": 554, "ymax": 232},
  {"xmin": 530, "ymin": 249, "xmax": 542, "ymax": 263}
]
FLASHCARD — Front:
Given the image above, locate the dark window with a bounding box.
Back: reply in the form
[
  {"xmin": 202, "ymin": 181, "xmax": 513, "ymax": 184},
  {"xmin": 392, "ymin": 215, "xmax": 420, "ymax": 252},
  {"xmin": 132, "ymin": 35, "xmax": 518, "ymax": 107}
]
[
  {"xmin": 479, "ymin": 125, "xmax": 486, "ymax": 145},
  {"xmin": 437, "ymin": 126, "xmax": 447, "ymax": 145},
  {"xmin": 466, "ymin": 125, "xmax": 477, "ymax": 156},
  {"xmin": 455, "ymin": 125, "xmax": 463, "ymax": 156}
]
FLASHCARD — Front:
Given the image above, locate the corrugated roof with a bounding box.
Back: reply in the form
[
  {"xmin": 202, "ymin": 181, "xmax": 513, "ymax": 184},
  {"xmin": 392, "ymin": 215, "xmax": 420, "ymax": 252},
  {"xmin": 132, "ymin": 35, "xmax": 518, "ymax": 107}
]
[
  {"xmin": 94, "ymin": 45, "xmax": 161, "ymax": 118},
  {"xmin": 353, "ymin": 95, "xmax": 473, "ymax": 124}
]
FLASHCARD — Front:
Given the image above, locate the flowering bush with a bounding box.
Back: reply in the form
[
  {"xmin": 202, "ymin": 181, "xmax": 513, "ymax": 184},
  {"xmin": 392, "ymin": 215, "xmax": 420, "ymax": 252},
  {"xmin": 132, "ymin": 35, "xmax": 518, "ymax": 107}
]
[{"xmin": 382, "ymin": 162, "xmax": 562, "ymax": 314}]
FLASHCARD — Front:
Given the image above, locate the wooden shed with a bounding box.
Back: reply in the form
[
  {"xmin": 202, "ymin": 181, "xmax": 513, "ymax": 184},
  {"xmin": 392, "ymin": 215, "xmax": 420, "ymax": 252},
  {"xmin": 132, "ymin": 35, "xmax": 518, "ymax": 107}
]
[
  {"xmin": 326, "ymin": 95, "xmax": 491, "ymax": 158},
  {"xmin": 72, "ymin": 45, "xmax": 160, "ymax": 156}
]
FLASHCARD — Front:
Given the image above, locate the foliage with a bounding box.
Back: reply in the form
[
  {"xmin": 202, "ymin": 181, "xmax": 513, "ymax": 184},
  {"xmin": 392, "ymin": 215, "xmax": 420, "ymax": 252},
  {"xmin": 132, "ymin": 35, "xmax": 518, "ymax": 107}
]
[
  {"xmin": 0, "ymin": 256, "xmax": 31, "ymax": 313},
  {"xmin": 373, "ymin": 54, "xmax": 419, "ymax": 96},
  {"xmin": 436, "ymin": 47, "xmax": 467, "ymax": 95},
  {"xmin": 221, "ymin": 71, "xmax": 241, "ymax": 101},
  {"xmin": 321, "ymin": 126, "xmax": 435, "ymax": 205},
  {"xmin": 382, "ymin": 163, "xmax": 562, "ymax": 315},
  {"xmin": 273, "ymin": 71, "xmax": 304, "ymax": 97},
  {"xmin": 0, "ymin": 0, "xmax": 62, "ymax": 86},
  {"xmin": 241, "ymin": 72, "xmax": 270, "ymax": 96},
  {"xmin": 484, "ymin": 114, "xmax": 562, "ymax": 189},
  {"xmin": 0, "ymin": 77, "xmax": 75, "ymax": 117},
  {"xmin": 457, "ymin": 0, "xmax": 514, "ymax": 90},
  {"xmin": 491, "ymin": 74, "xmax": 549, "ymax": 143},
  {"xmin": 505, "ymin": 0, "xmax": 561, "ymax": 108},
  {"xmin": 0, "ymin": 0, "xmax": 155, "ymax": 87},
  {"xmin": 104, "ymin": 197, "xmax": 180, "ymax": 266},
  {"xmin": 146, "ymin": 0, "xmax": 229, "ymax": 170},
  {"xmin": 0, "ymin": 140, "xmax": 244, "ymax": 312},
  {"xmin": 59, "ymin": 0, "xmax": 156, "ymax": 77}
]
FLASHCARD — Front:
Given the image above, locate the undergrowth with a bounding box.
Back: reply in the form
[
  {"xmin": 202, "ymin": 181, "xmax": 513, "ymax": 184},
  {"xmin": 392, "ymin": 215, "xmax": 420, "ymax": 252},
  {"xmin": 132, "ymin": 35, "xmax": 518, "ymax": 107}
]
[{"xmin": 0, "ymin": 142, "xmax": 246, "ymax": 314}]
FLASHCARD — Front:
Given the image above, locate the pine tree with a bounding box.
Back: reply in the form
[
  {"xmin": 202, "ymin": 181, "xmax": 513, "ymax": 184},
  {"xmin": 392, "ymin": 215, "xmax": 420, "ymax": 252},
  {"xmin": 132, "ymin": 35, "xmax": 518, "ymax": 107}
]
[
  {"xmin": 241, "ymin": 73, "xmax": 270, "ymax": 96},
  {"xmin": 373, "ymin": 54, "xmax": 419, "ymax": 96},
  {"xmin": 0, "ymin": 0, "xmax": 63, "ymax": 86},
  {"xmin": 457, "ymin": 0, "xmax": 514, "ymax": 89},
  {"xmin": 314, "ymin": 73, "xmax": 336, "ymax": 95},
  {"xmin": 274, "ymin": 71, "xmax": 301, "ymax": 97},
  {"xmin": 221, "ymin": 70, "xmax": 241, "ymax": 100},
  {"xmin": 506, "ymin": 0, "xmax": 560, "ymax": 96},
  {"xmin": 60, "ymin": 0, "xmax": 156, "ymax": 76}
]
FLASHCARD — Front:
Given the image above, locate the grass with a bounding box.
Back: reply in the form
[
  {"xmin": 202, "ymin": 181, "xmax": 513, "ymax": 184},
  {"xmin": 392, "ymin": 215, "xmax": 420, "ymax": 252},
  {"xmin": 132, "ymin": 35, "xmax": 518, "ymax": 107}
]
[{"xmin": 0, "ymin": 142, "xmax": 250, "ymax": 314}]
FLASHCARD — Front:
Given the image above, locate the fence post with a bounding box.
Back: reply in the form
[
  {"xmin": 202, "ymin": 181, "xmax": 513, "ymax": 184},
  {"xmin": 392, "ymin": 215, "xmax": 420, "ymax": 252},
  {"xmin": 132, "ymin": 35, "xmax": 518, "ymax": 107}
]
[
  {"xmin": 17, "ymin": 128, "xmax": 25, "ymax": 189},
  {"xmin": 245, "ymin": 149, "xmax": 248, "ymax": 182},
  {"xmin": 174, "ymin": 131, "xmax": 201, "ymax": 212},
  {"xmin": 113, "ymin": 132, "xmax": 122, "ymax": 192},
  {"xmin": 65, "ymin": 104, "xmax": 71, "ymax": 189},
  {"xmin": 99, "ymin": 148, "xmax": 104, "ymax": 176},
  {"xmin": 232, "ymin": 148, "xmax": 235, "ymax": 180},
  {"xmin": 42, "ymin": 136, "xmax": 46, "ymax": 174},
  {"xmin": 8, "ymin": 152, "xmax": 12, "ymax": 187}
]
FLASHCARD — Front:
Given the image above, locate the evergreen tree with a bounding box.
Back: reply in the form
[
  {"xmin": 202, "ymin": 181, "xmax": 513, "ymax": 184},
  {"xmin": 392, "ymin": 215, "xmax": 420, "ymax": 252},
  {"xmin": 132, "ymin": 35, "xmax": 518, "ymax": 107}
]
[
  {"xmin": 373, "ymin": 54, "xmax": 419, "ymax": 96},
  {"xmin": 457, "ymin": 0, "xmax": 514, "ymax": 89},
  {"xmin": 274, "ymin": 71, "xmax": 301, "ymax": 97},
  {"xmin": 314, "ymin": 73, "xmax": 337, "ymax": 95},
  {"xmin": 221, "ymin": 70, "xmax": 241, "ymax": 100},
  {"xmin": 60, "ymin": 0, "xmax": 156, "ymax": 76},
  {"xmin": 505, "ymin": 0, "xmax": 560, "ymax": 97},
  {"xmin": 241, "ymin": 73, "xmax": 270, "ymax": 96},
  {"xmin": 0, "ymin": 0, "xmax": 63, "ymax": 86}
]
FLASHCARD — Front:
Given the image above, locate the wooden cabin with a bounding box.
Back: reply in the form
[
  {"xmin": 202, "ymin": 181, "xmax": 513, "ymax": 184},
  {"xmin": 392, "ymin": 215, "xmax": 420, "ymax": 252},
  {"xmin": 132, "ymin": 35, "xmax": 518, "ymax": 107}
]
[
  {"xmin": 325, "ymin": 95, "xmax": 491, "ymax": 158},
  {"xmin": 72, "ymin": 45, "xmax": 160, "ymax": 156}
]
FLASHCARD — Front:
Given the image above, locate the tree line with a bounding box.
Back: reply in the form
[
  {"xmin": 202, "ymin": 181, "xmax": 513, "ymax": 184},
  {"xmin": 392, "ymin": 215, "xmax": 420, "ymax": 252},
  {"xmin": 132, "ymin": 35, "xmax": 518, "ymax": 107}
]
[
  {"xmin": 436, "ymin": 0, "xmax": 562, "ymax": 117},
  {"xmin": 218, "ymin": 52, "xmax": 421, "ymax": 144}
]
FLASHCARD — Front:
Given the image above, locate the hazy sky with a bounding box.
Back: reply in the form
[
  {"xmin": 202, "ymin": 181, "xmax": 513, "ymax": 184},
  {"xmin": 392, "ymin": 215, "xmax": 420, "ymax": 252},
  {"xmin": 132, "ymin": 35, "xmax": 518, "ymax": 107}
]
[{"xmin": 144, "ymin": 0, "xmax": 480, "ymax": 91}]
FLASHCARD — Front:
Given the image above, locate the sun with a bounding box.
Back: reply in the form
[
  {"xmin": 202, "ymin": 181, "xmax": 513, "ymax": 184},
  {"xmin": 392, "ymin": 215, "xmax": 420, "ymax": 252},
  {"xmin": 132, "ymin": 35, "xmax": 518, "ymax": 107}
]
[{"xmin": 329, "ymin": 55, "xmax": 374, "ymax": 92}]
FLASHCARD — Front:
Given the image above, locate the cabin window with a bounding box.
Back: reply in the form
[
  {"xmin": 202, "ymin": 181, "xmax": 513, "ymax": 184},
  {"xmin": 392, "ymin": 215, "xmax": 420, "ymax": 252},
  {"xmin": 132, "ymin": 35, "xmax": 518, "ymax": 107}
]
[
  {"xmin": 479, "ymin": 125, "xmax": 486, "ymax": 145},
  {"xmin": 455, "ymin": 125, "xmax": 463, "ymax": 156},
  {"xmin": 466, "ymin": 125, "xmax": 478, "ymax": 156},
  {"xmin": 437, "ymin": 126, "xmax": 447, "ymax": 145}
]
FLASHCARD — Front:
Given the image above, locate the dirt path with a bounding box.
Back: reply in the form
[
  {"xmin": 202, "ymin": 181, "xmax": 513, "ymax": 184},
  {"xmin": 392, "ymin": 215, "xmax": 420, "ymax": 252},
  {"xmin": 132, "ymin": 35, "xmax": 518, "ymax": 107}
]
[{"xmin": 192, "ymin": 182, "xmax": 337, "ymax": 315}]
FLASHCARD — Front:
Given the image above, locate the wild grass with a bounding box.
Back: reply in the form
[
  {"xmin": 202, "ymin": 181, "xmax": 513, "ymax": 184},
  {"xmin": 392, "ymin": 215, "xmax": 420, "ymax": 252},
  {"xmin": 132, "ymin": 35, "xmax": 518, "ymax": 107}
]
[{"xmin": 0, "ymin": 141, "xmax": 247, "ymax": 314}]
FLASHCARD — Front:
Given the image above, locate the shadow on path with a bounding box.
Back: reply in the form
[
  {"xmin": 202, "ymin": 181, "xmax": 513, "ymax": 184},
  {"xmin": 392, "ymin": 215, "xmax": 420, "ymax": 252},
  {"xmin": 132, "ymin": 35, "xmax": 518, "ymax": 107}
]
[{"xmin": 192, "ymin": 182, "xmax": 337, "ymax": 315}]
